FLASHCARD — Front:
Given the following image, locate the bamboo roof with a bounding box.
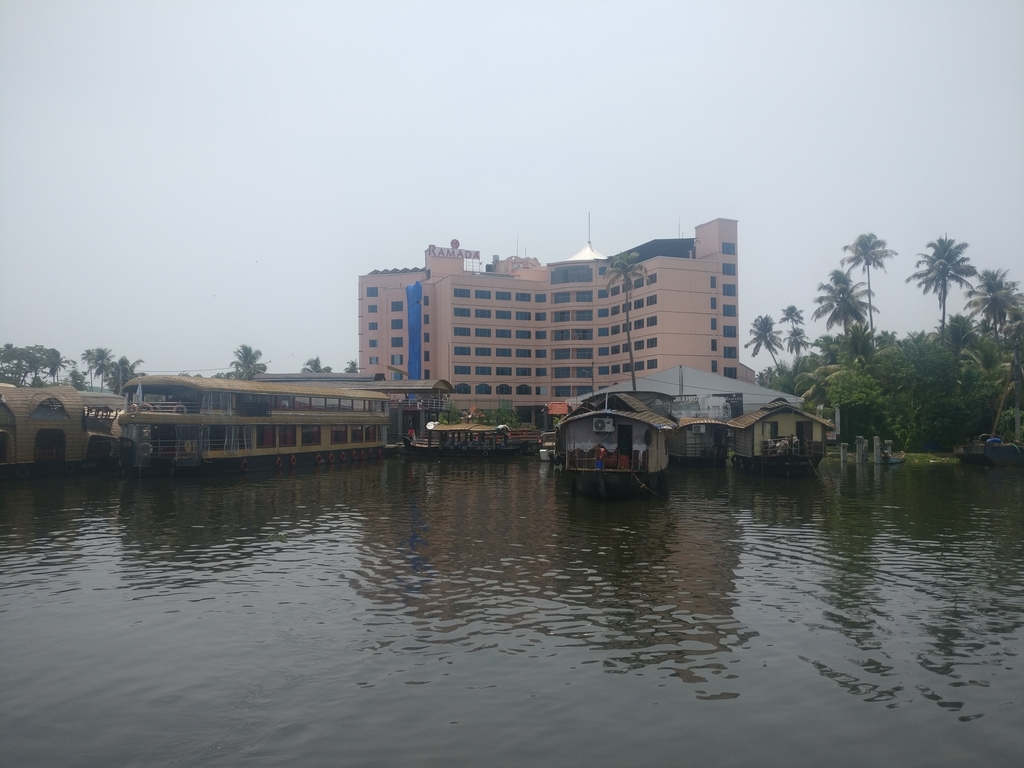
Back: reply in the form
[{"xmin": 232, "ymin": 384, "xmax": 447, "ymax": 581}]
[
  {"xmin": 676, "ymin": 417, "xmax": 729, "ymax": 428},
  {"xmin": 727, "ymin": 399, "xmax": 834, "ymax": 430},
  {"xmin": 426, "ymin": 423, "xmax": 507, "ymax": 433},
  {"xmin": 123, "ymin": 375, "xmax": 388, "ymax": 400}
]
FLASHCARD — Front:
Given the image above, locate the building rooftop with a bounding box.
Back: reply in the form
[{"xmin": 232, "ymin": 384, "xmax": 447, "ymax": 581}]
[{"xmin": 626, "ymin": 238, "xmax": 697, "ymax": 262}]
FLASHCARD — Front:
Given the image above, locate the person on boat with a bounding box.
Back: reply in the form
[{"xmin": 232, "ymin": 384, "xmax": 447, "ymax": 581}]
[{"xmin": 407, "ymin": 427, "xmax": 416, "ymax": 440}]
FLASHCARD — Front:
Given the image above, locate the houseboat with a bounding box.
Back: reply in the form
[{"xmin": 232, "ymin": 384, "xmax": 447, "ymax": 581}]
[
  {"xmin": 556, "ymin": 392, "xmax": 675, "ymax": 497},
  {"xmin": 668, "ymin": 418, "xmax": 730, "ymax": 467},
  {"xmin": 727, "ymin": 398, "xmax": 831, "ymax": 476},
  {"xmin": 403, "ymin": 422, "xmax": 535, "ymax": 457},
  {"xmin": 954, "ymin": 436, "xmax": 1023, "ymax": 468},
  {"xmin": 0, "ymin": 385, "xmax": 123, "ymax": 479},
  {"xmin": 118, "ymin": 376, "xmax": 389, "ymax": 476}
]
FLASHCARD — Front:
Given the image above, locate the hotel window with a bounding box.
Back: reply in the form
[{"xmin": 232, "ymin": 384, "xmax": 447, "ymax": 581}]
[
  {"xmin": 454, "ymin": 327, "xmax": 470, "ymax": 336},
  {"xmin": 553, "ymin": 292, "xmax": 571, "ymax": 304},
  {"xmin": 723, "ymin": 304, "xmax": 737, "ymax": 317},
  {"xmin": 634, "ymin": 361, "xmax": 644, "ymax": 371},
  {"xmin": 611, "ymin": 365, "xmax": 620, "ymax": 374},
  {"xmin": 516, "ymin": 311, "xmax": 531, "ymax": 321},
  {"xmin": 634, "ymin": 319, "xmax": 643, "ymax": 330},
  {"xmin": 496, "ymin": 383, "xmax": 512, "ymax": 394},
  {"xmin": 611, "ymin": 344, "xmax": 620, "ymax": 354},
  {"xmin": 598, "ymin": 266, "xmax": 607, "ymax": 276},
  {"xmin": 646, "ymin": 294, "xmax": 657, "ymax": 306},
  {"xmin": 366, "ymin": 287, "xmax": 378, "ymax": 297},
  {"xmin": 516, "ymin": 349, "xmax": 532, "ymax": 358},
  {"xmin": 454, "ymin": 346, "xmax": 470, "ymax": 355},
  {"xmin": 646, "ymin": 338, "xmax": 657, "ymax": 348},
  {"xmin": 475, "ymin": 328, "xmax": 491, "ymax": 337},
  {"xmin": 496, "ymin": 367, "xmax": 512, "ymax": 376},
  {"xmin": 455, "ymin": 383, "xmax": 471, "ymax": 394},
  {"xmin": 554, "ymin": 386, "xmax": 572, "ymax": 398},
  {"xmin": 391, "ymin": 337, "xmax": 403, "ymax": 347},
  {"xmin": 516, "ymin": 367, "xmax": 531, "ymax": 377},
  {"xmin": 710, "ymin": 276, "xmax": 717, "ymax": 289},
  {"xmin": 646, "ymin": 316, "xmax": 657, "ymax": 327},
  {"xmin": 368, "ymin": 339, "xmax": 378, "ymax": 348},
  {"xmin": 516, "ymin": 292, "xmax": 531, "ymax": 302},
  {"xmin": 711, "ymin": 360, "xmax": 718, "ymax": 373},
  {"xmin": 331, "ymin": 426, "xmax": 348, "ymax": 444},
  {"xmin": 554, "ymin": 367, "xmax": 571, "ymax": 378},
  {"xmin": 535, "ymin": 330, "xmax": 547, "ymax": 339},
  {"xmin": 454, "ymin": 365, "xmax": 471, "ymax": 375},
  {"xmin": 634, "ymin": 340, "xmax": 644, "ymax": 351},
  {"xmin": 611, "ymin": 325, "xmax": 620, "ymax": 335},
  {"xmin": 423, "ymin": 332, "xmax": 429, "ymax": 342},
  {"xmin": 575, "ymin": 367, "xmax": 593, "ymax": 378},
  {"xmin": 535, "ymin": 293, "xmax": 546, "ymax": 302},
  {"xmin": 475, "ymin": 347, "xmax": 491, "ymax": 356},
  {"xmin": 496, "ymin": 328, "xmax": 512, "ymax": 338},
  {"xmin": 632, "ymin": 299, "xmax": 642, "ymax": 311},
  {"xmin": 423, "ymin": 351, "xmax": 430, "ymax": 361},
  {"xmin": 574, "ymin": 348, "xmax": 593, "ymax": 359},
  {"xmin": 301, "ymin": 425, "xmax": 321, "ymax": 446},
  {"xmin": 423, "ymin": 296, "xmax": 428, "ymax": 306},
  {"xmin": 475, "ymin": 384, "xmax": 492, "ymax": 395},
  {"xmin": 575, "ymin": 291, "xmax": 593, "ymax": 302},
  {"xmin": 573, "ymin": 310, "xmax": 593, "ymax": 322},
  {"xmin": 723, "ymin": 325, "xmax": 737, "ymax": 337},
  {"xmin": 598, "ymin": 307, "xmax": 609, "ymax": 318},
  {"xmin": 723, "ymin": 284, "xmax": 736, "ymax": 296},
  {"xmin": 454, "ymin": 288, "xmax": 470, "ymax": 298},
  {"xmin": 598, "ymin": 327, "xmax": 609, "ymax": 337},
  {"xmin": 424, "ymin": 369, "xmax": 430, "ymax": 378},
  {"xmin": 711, "ymin": 318, "xmax": 717, "ymax": 330},
  {"xmin": 535, "ymin": 368, "xmax": 547, "ymax": 376},
  {"xmin": 496, "ymin": 310, "xmax": 511, "ymax": 320},
  {"xmin": 622, "ymin": 363, "xmax": 631, "ymax": 372},
  {"xmin": 454, "ymin": 307, "xmax": 470, "ymax": 317},
  {"xmin": 391, "ymin": 319, "xmax": 403, "ymax": 329},
  {"xmin": 391, "ymin": 301, "xmax": 403, "ymax": 311},
  {"xmin": 724, "ymin": 347, "xmax": 738, "ymax": 358},
  {"xmin": 551, "ymin": 265, "xmax": 593, "ymax": 284},
  {"xmin": 611, "ymin": 305, "xmax": 620, "ymax": 316},
  {"xmin": 553, "ymin": 329, "xmax": 571, "ymax": 341},
  {"xmin": 610, "ymin": 285, "xmax": 620, "ymax": 296},
  {"xmin": 553, "ymin": 311, "xmax": 570, "ymax": 322},
  {"xmin": 597, "ymin": 289, "xmax": 609, "ymax": 299},
  {"xmin": 496, "ymin": 291, "xmax": 511, "ymax": 301},
  {"xmin": 722, "ymin": 263, "xmax": 736, "ymax": 275},
  {"xmin": 711, "ymin": 339, "xmax": 718, "ymax": 352},
  {"xmin": 647, "ymin": 359, "xmax": 657, "ymax": 369},
  {"xmin": 633, "ymin": 278, "xmax": 643, "ymax": 289},
  {"xmin": 535, "ymin": 312, "xmax": 547, "ymax": 321},
  {"xmin": 475, "ymin": 290, "xmax": 491, "ymax": 300},
  {"xmin": 496, "ymin": 348, "xmax": 512, "ymax": 357},
  {"xmin": 475, "ymin": 309, "xmax": 491, "ymax": 318},
  {"xmin": 724, "ymin": 367, "xmax": 738, "ymax": 379},
  {"xmin": 535, "ymin": 349, "xmax": 547, "ymax": 358},
  {"xmin": 368, "ymin": 304, "xmax": 377, "ymax": 313},
  {"xmin": 554, "ymin": 349, "xmax": 571, "ymax": 360},
  {"xmin": 390, "ymin": 354, "xmax": 403, "ymax": 365},
  {"xmin": 647, "ymin": 273, "xmax": 657, "ymax": 285},
  {"xmin": 516, "ymin": 384, "xmax": 532, "ymax": 394},
  {"xmin": 424, "ymin": 314, "xmax": 429, "ymax": 324},
  {"xmin": 368, "ymin": 356, "xmax": 378, "ymax": 364},
  {"xmin": 598, "ymin": 366, "xmax": 609, "ymax": 375},
  {"xmin": 722, "ymin": 242, "xmax": 736, "ymax": 255},
  {"xmin": 368, "ymin": 322, "xmax": 378, "ymax": 330},
  {"xmin": 598, "ymin": 347, "xmax": 609, "ymax": 356},
  {"xmin": 711, "ymin": 297, "xmax": 717, "ymax": 310},
  {"xmin": 475, "ymin": 366, "xmax": 491, "ymax": 375},
  {"xmin": 515, "ymin": 330, "xmax": 531, "ymax": 339}
]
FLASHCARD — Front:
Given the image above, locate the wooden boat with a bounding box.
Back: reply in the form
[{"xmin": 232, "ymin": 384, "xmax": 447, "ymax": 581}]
[
  {"xmin": 557, "ymin": 392, "xmax": 674, "ymax": 498},
  {"xmin": 668, "ymin": 418, "xmax": 729, "ymax": 468},
  {"xmin": 1, "ymin": 386, "xmax": 123, "ymax": 479},
  {"xmin": 880, "ymin": 450, "xmax": 906, "ymax": 465},
  {"xmin": 727, "ymin": 399, "xmax": 832, "ymax": 476},
  {"xmin": 402, "ymin": 422, "xmax": 535, "ymax": 458},
  {"xmin": 117, "ymin": 376, "xmax": 389, "ymax": 476},
  {"xmin": 955, "ymin": 437, "xmax": 1024, "ymax": 468}
]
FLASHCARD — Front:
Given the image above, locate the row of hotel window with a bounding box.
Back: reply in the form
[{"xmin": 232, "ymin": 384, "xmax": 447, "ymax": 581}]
[
  {"xmin": 209, "ymin": 424, "xmax": 382, "ymax": 450},
  {"xmin": 365, "ymin": 296, "xmax": 737, "ymax": 318},
  {"xmin": 449, "ymin": 361, "xmax": 653, "ymax": 378},
  {"xmin": 452, "ymin": 384, "xmax": 597, "ymax": 396}
]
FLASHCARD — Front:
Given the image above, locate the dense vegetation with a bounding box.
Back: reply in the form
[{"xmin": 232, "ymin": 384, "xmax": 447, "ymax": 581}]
[{"xmin": 747, "ymin": 234, "xmax": 1022, "ymax": 450}]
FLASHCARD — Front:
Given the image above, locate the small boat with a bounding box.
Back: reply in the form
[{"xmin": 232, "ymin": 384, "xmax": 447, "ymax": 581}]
[
  {"xmin": 880, "ymin": 450, "xmax": 906, "ymax": 465},
  {"xmin": 403, "ymin": 422, "xmax": 534, "ymax": 458},
  {"xmin": 955, "ymin": 436, "xmax": 1024, "ymax": 468}
]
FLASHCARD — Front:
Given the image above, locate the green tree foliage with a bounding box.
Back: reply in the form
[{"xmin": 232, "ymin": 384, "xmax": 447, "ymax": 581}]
[
  {"xmin": 812, "ymin": 269, "xmax": 870, "ymax": 335},
  {"xmin": 605, "ymin": 251, "xmax": 647, "ymax": 389},
  {"xmin": 745, "ymin": 314, "xmax": 782, "ymax": 366},
  {"xmin": 906, "ymin": 236, "xmax": 976, "ymax": 345},
  {"xmin": 841, "ymin": 233, "xmax": 896, "ymax": 336},
  {"xmin": 344, "ymin": 360, "xmax": 359, "ymax": 373},
  {"xmin": 302, "ymin": 356, "xmax": 333, "ymax": 373},
  {"xmin": 231, "ymin": 345, "xmax": 267, "ymax": 380}
]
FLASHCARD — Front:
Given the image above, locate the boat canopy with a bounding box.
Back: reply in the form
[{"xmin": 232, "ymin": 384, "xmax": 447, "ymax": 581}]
[{"xmin": 123, "ymin": 375, "xmax": 388, "ymax": 401}]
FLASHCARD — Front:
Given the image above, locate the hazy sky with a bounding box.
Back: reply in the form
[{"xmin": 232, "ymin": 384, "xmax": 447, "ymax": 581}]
[{"xmin": 2, "ymin": 1, "xmax": 1022, "ymax": 376}]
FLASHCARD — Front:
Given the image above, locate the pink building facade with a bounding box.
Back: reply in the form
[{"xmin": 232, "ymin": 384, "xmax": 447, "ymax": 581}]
[{"xmin": 358, "ymin": 218, "xmax": 753, "ymax": 425}]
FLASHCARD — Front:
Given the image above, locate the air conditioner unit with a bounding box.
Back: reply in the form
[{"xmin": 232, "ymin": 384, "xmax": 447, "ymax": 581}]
[
  {"xmin": 690, "ymin": 424, "xmax": 706, "ymax": 434},
  {"xmin": 593, "ymin": 417, "xmax": 616, "ymax": 433}
]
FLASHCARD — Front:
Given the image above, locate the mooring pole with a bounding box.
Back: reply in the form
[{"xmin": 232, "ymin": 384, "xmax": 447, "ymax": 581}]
[{"xmin": 874, "ymin": 436, "xmax": 881, "ymax": 465}]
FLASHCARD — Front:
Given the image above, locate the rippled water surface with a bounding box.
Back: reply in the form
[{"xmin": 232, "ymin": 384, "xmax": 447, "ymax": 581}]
[{"xmin": 2, "ymin": 459, "xmax": 1022, "ymax": 766}]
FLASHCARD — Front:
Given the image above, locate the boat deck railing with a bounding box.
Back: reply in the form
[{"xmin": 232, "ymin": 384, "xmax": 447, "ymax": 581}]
[
  {"xmin": 760, "ymin": 439, "xmax": 824, "ymax": 458},
  {"xmin": 565, "ymin": 449, "xmax": 647, "ymax": 472}
]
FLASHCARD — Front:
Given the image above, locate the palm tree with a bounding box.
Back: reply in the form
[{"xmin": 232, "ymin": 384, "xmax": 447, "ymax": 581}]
[
  {"xmin": 945, "ymin": 314, "xmax": 980, "ymax": 361},
  {"xmin": 965, "ymin": 268, "xmax": 1019, "ymax": 343},
  {"xmin": 745, "ymin": 314, "xmax": 782, "ymax": 366},
  {"xmin": 231, "ymin": 345, "xmax": 267, "ymax": 381},
  {"xmin": 786, "ymin": 326, "xmax": 810, "ymax": 358},
  {"xmin": 43, "ymin": 348, "xmax": 69, "ymax": 384},
  {"xmin": 780, "ymin": 305, "xmax": 804, "ymax": 326},
  {"xmin": 89, "ymin": 348, "xmax": 114, "ymax": 392},
  {"xmin": 80, "ymin": 348, "xmax": 97, "ymax": 389},
  {"xmin": 344, "ymin": 360, "xmax": 359, "ymax": 373},
  {"xmin": 906, "ymin": 235, "xmax": 976, "ymax": 345},
  {"xmin": 812, "ymin": 269, "xmax": 870, "ymax": 334},
  {"xmin": 841, "ymin": 233, "xmax": 896, "ymax": 336},
  {"xmin": 302, "ymin": 356, "xmax": 332, "ymax": 373},
  {"xmin": 105, "ymin": 356, "xmax": 144, "ymax": 394},
  {"xmin": 605, "ymin": 251, "xmax": 647, "ymax": 389}
]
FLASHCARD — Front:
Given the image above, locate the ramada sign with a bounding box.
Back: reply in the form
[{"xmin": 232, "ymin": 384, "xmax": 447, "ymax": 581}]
[{"xmin": 425, "ymin": 239, "xmax": 480, "ymax": 260}]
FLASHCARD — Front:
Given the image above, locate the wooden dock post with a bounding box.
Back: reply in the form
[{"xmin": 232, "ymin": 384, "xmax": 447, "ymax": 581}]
[
  {"xmin": 873, "ymin": 436, "xmax": 881, "ymax": 465},
  {"xmin": 840, "ymin": 443, "xmax": 848, "ymax": 463}
]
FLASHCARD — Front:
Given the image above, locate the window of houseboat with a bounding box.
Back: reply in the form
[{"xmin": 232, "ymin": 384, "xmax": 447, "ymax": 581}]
[
  {"xmin": 203, "ymin": 392, "xmax": 232, "ymax": 412},
  {"xmin": 207, "ymin": 425, "xmax": 227, "ymax": 451},
  {"xmin": 339, "ymin": 399, "xmax": 353, "ymax": 411},
  {"xmin": 325, "ymin": 398, "xmax": 339, "ymax": 411},
  {"xmin": 351, "ymin": 425, "xmax": 364, "ymax": 443},
  {"xmin": 331, "ymin": 426, "xmax": 348, "ymax": 444},
  {"xmin": 256, "ymin": 426, "xmax": 276, "ymax": 448},
  {"xmin": 311, "ymin": 397, "xmax": 326, "ymax": 411},
  {"xmin": 275, "ymin": 396, "xmax": 293, "ymax": 410},
  {"xmin": 279, "ymin": 425, "xmax": 297, "ymax": 447},
  {"xmin": 301, "ymin": 425, "xmax": 321, "ymax": 446},
  {"xmin": 765, "ymin": 421, "xmax": 779, "ymax": 439},
  {"xmin": 294, "ymin": 396, "xmax": 310, "ymax": 410},
  {"xmin": 365, "ymin": 425, "xmax": 377, "ymax": 442}
]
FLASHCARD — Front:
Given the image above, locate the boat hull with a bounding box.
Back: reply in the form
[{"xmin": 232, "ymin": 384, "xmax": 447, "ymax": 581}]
[
  {"xmin": 955, "ymin": 443, "xmax": 1024, "ymax": 467},
  {"xmin": 120, "ymin": 445, "xmax": 383, "ymax": 477},
  {"xmin": 732, "ymin": 454, "xmax": 821, "ymax": 477},
  {"xmin": 568, "ymin": 469, "xmax": 662, "ymax": 498},
  {"xmin": 402, "ymin": 436, "xmax": 531, "ymax": 458}
]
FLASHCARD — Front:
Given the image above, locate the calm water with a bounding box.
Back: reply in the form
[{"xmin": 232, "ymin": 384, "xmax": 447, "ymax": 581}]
[{"xmin": 1, "ymin": 459, "xmax": 1022, "ymax": 767}]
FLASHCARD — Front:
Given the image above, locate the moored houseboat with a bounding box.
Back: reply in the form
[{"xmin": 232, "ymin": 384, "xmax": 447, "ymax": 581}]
[
  {"xmin": 403, "ymin": 422, "xmax": 536, "ymax": 457},
  {"xmin": 727, "ymin": 398, "xmax": 831, "ymax": 476},
  {"xmin": 118, "ymin": 376, "xmax": 389, "ymax": 476},
  {"xmin": 556, "ymin": 392, "xmax": 675, "ymax": 497},
  {"xmin": 1, "ymin": 385, "xmax": 122, "ymax": 479},
  {"xmin": 668, "ymin": 418, "xmax": 729, "ymax": 468},
  {"xmin": 954, "ymin": 436, "xmax": 1023, "ymax": 468}
]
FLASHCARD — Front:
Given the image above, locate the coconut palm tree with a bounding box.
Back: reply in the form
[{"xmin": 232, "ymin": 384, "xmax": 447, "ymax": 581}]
[
  {"xmin": 786, "ymin": 326, "xmax": 810, "ymax": 358},
  {"xmin": 745, "ymin": 314, "xmax": 782, "ymax": 366},
  {"xmin": 88, "ymin": 348, "xmax": 115, "ymax": 392},
  {"xmin": 605, "ymin": 251, "xmax": 647, "ymax": 389},
  {"xmin": 812, "ymin": 269, "xmax": 870, "ymax": 334},
  {"xmin": 965, "ymin": 268, "xmax": 1019, "ymax": 343},
  {"xmin": 344, "ymin": 360, "xmax": 359, "ymax": 373},
  {"xmin": 302, "ymin": 356, "xmax": 332, "ymax": 373},
  {"xmin": 105, "ymin": 356, "xmax": 144, "ymax": 395},
  {"xmin": 841, "ymin": 233, "xmax": 896, "ymax": 336},
  {"xmin": 906, "ymin": 235, "xmax": 976, "ymax": 345},
  {"xmin": 43, "ymin": 348, "xmax": 70, "ymax": 384},
  {"xmin": 231, "ymin": 345, "xmax": 267, "ymax": 381},
  {"xmin": 780, "ymin": 305, "xmax": 804, "ymax": 327}
]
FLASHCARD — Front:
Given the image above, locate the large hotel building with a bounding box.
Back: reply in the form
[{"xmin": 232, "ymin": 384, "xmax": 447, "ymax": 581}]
[{"xmin": 358, "ymin": 218, "xmax": 754, "ymax": 424}]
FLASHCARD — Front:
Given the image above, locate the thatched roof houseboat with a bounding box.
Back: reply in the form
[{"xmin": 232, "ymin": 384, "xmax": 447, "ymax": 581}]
[{"xmin": 727, "ymin": 398, "xmax": 833, "ymax": 476}]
